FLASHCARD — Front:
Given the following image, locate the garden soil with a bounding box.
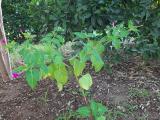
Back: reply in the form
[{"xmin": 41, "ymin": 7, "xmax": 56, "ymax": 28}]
[{"xmin": 0, "ymin": 57, "xmax": 160, "ymax": 120}]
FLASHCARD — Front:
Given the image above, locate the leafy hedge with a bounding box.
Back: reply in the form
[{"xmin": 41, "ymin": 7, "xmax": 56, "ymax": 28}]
[{"xmin": 2, "ymin": 0, "xmax": 160, "ymax": 44}]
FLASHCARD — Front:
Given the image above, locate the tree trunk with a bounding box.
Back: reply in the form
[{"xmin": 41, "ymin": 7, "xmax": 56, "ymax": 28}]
[{"xmin": 0, "ymin": 0, "xmax": 12, "ymax": 81}]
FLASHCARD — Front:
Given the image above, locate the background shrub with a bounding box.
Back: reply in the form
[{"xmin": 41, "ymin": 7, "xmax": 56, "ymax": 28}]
[{"xmin": 2, "ymin": 0, "xmax": 160, "ymax": 60}]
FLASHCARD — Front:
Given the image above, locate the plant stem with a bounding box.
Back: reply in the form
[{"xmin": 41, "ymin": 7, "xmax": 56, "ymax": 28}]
[
  {"xmin": 75, "ymin": 76, "xmax": 93, "ymax": 120},
  {"xmin": 81, "ymin": 89, "xmax": 88, "ymax": 105},
  {"xmin": 75, "ymin": 76, "xmax": 88, "ymax": 104}
]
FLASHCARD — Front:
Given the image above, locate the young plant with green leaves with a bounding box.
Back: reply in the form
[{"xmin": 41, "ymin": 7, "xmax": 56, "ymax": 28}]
[
  {"xmin": 11, "ymin": 21, "xmax": 137, "ymax": 119},
  {"xmin": 13, "ymin": 28, "xmax": 68, "ymax": 90},
  {"xmin": 76, "ymin": 100, "xmax": 107, "ymax": 120}
]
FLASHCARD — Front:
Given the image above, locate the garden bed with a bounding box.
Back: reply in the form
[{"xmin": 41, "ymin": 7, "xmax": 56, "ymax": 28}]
[{"xmin": 0, "ymin": 57, "xmax": 160, "ymax": 120}]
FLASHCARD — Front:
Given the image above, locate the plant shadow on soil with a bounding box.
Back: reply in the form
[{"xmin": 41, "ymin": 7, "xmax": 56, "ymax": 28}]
[{"xmin": 0, "ymin": 57, "xmax": 160, "ymax": 120}]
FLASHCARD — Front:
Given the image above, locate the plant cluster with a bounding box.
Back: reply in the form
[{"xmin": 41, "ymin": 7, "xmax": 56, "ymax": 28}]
[{"xmin": 9, "ymin": 22, "xmax": 138, "ymax": 119}]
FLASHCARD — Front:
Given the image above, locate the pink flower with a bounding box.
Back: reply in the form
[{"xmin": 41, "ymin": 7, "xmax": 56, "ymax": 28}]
[{"xmin": 12, "ymin": 72, "xmax": 23, "ymax": 79}]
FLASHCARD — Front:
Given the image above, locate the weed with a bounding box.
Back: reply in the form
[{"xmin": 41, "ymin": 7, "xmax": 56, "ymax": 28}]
[{"xmin": 129, "ymin": 88, "xmax": 150, "ymax": 98}]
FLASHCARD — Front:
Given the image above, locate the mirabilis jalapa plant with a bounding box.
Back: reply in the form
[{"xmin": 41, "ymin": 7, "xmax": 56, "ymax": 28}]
[{"xmin": 12, "ymin": 22, "xmax": 138, "ymax": 119}]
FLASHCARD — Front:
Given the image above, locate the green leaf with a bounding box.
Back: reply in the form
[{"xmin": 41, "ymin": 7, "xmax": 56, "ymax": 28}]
[
  {"xmin": 112, "ymin": 37, "xmax": 121, "ymax": 49},
  {"xmin": 97, "ymin": 103, "xmax": 107, "ymax": 115},
  {"xmin": 79, "ymin": 73, "xmax": 92, "ymax": 90},
  {"xmin": 128, "ymin": 20, "xmax": 138, "ymax": 32},
  {"xmin": 70, "ymin": 58, "xmax": 86, "ymax": 77},
  {"xmin": 54, "ymin": 54, "xmax": 63, "ymax": 64},
  {"xmin": 48, "ymin": 63, "xmax": 68, "ymax": 91},
  {"xmin": 91, "ymin": 52, "xmax": 104, "ymax": 72},
  {"xmin": 119, "ymin": 28, "xmax": 129, "ymax": 38},
  {"xmin": 48, "ymin": 64, "xmax": 56, "ymax": 79},
  {"xmin": 40, "ymin": 64, "xmax": 48, "ymax": 78},
  {"xmin": 90, "ymin": 100, "xmax": 98, "ymax": 117},
  {"xmin": 79, "ymin": 50, "xmax": 89, "ymax": 61},
  {"xmin": 26, "ymin": 70, "xmax": 40, "ymax": 89},
  {"xmin": 54, "ymin": 66, "xmax": 68, "ymax": 85},
  {"xmin": 41, "ymin": 64, "xmax": 48, "ymax": 74},
  {"xmin": 90, "ymin": 100, "xmax": 107, "ymax": 118},
  {"xmin": 95, "ymin": 42, "xmax": 105, "ymax": 54},
  {"xmin": 54, "ymin": 64, "xmax": 68, "ymax": 86},
  {"xmin": 76, "ymin": 106, "xmax": 90, "ymax": 117},
  {"xmin": 13, "ymin": 65, "xmax": 27, "ymax": 72},
  {"xmin": 74, "ymin": 32, "xmax": 96, "ymax": 39},
  {"xmin": 85, "ymin": 41, "xmax": 94, "ymax": 54},
  {"xmin": 96, "ymin": 116, "xmax": 106, "ymax": 120}
]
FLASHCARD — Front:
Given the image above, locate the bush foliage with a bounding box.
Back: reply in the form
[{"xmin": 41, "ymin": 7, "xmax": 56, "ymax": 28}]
[{"xmin": 3, "ymin": 0, "xmax": 160, "ymax": 44}]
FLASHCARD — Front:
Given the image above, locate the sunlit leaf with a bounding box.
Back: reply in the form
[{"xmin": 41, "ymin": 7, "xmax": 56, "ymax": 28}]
[
  {"xmin": 79, "ymin": 73, "xmax": 92, "ymax": 90},
  {"xmin": 91, "ymin": 52, "xmax": 104, "ymax": 72},
  {"xmin": 96, "ymin": 116, "xmax": 106, "ymax": 120},
  {"xmin": 70, "ymin": 58, "xmax": 86, "ymax": 77},
  {"xmin": 54, "ymin": 64, "xmax": 68, "ymax": 86},
  {"xmin": 76, "ymin": 106, "xmax": 90, "ymax": 117}
]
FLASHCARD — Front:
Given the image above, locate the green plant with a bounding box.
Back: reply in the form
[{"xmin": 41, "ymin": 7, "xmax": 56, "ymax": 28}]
[
  {"xmin": 12, "ymin": 20, "xmax": 137, "ymax": 89},
  {"xmin": 11, "ymin": 21, "xmax": 137, "ymax": 91},
  {"xmin": 40, "ymin": 27, "xmax": 65, "ymax": 47},
  {"xmin": 129, "ymin": 88, "xmax": 150, "ymax": 98},
  {"xmin": 76, "ymin": 100, "xmax": 107, "ymax": 120},
  {"xmin": 10, "ymin": 22, "xmax": 137, "ymax": 120}
]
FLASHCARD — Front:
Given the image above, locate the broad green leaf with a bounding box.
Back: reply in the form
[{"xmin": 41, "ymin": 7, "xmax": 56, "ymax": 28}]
[
  {"xmin": 41, "ymin": 64, "xmax": 48, "ymax": 74},
  {"xmin": 90, "ymin": 100, "xmax": 98, "ymax": 117},
  {"xmin": 112, "ymin": 37, "xmax": 121, "ymax": 49},
  {"xmin": 76, "ymin": 106, "xmax": 90, "ymax": 117},
  {"xmin": 79, "ymin": 73, "xmax": 92, "ymax": 90},
  {"xmin": 96, "ymin": 116, "xmax": 106, "ymax": 120},
  {"xmin": 91, "ymin": 52, "xmax": 104, "ymax": 72},
  {"xmin": 90, "ymin": 100, "xmax": 107, "ymax": 118},
  {"xmin": 40, "ymin": 64, "xmax": 49, "ymax": 78},
  {"xmin": 48, "ymin": 64, "xmax": 56, "ymax": 79},
  {"xmin": 26, "ymin": 70, "xmax": 40, "ymax": 89},
  {"xmin": 79, "ymin": 50, "xmax": 89, "ymax": 61},
  {"xmin": 48, "ymin": 63, "xmax": 68, "ymax": 90},
  {"xmin": 95, "ymin": 42, "xmax": 105, "ymax": 54},
  {"xmin": 70, "ymin": 58, "xmax": 86, "ymax": 77},
  {"xmin": 54, "ymin": 64, "xmax": 68, "ymax": 86},
  {"xmin": 54, "ymin": 54, "xmax": 63, "ymax": 64},
  {"xmin": 97, "ymin": 103, "xmax": 107, "ymax": 115},
  {"xmin": 85, "ymin": 41, "xmax": 94, "ymax": 54}
]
